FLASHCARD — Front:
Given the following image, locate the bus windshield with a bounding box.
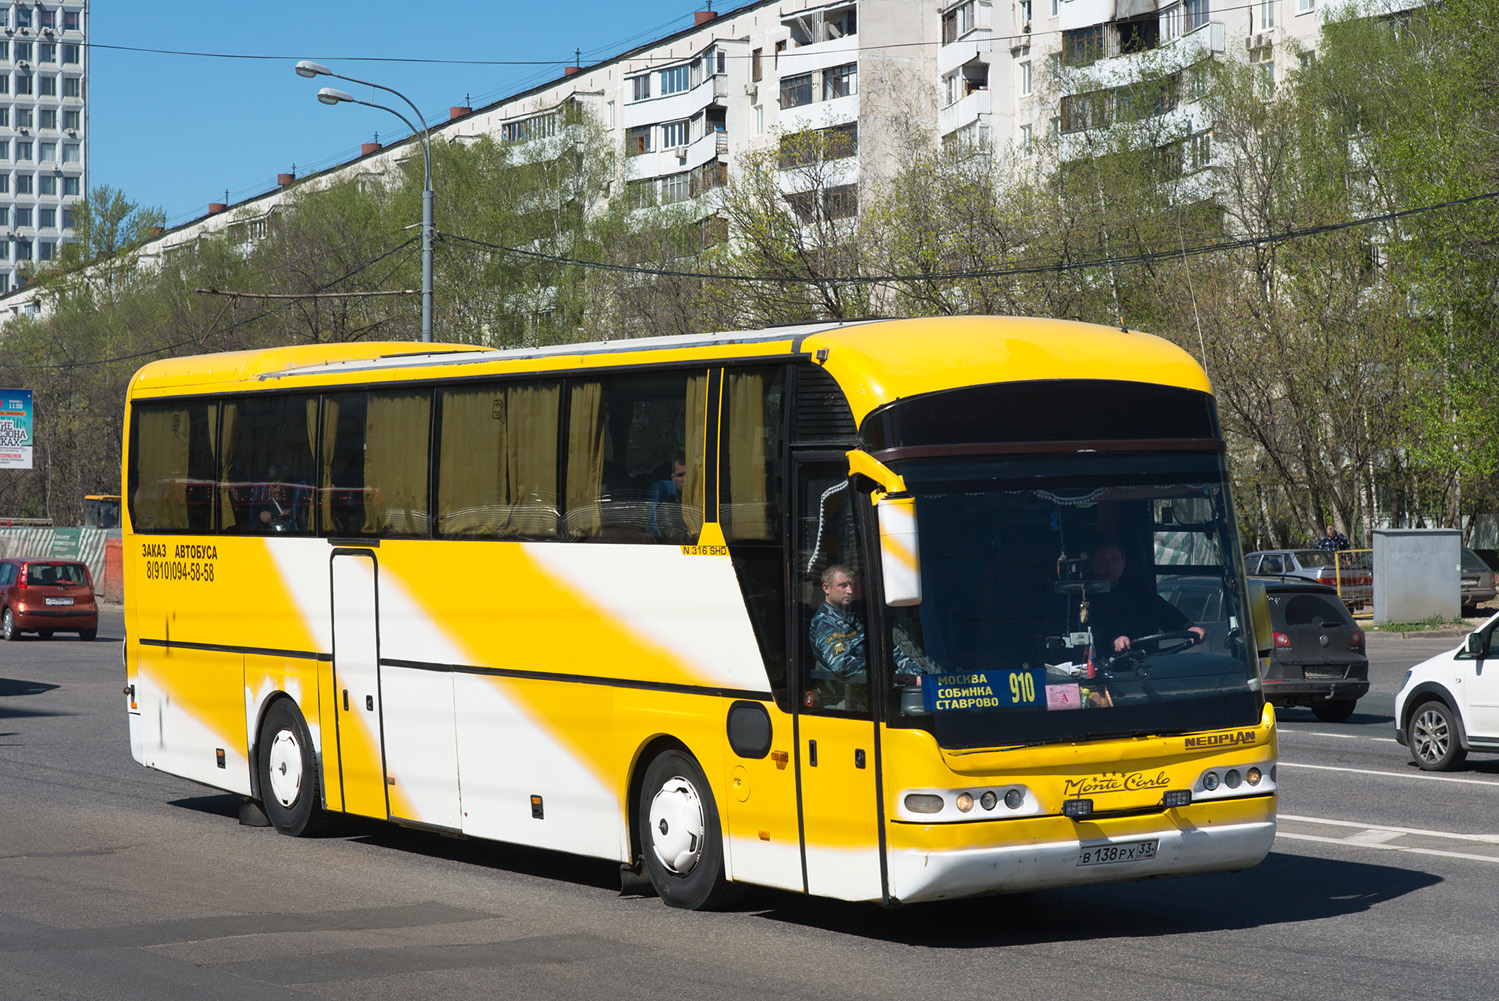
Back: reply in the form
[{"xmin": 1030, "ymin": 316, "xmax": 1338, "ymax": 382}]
[{"xmin": 886, "ymin": 451, "xmax": 1261, "ymax": 749}]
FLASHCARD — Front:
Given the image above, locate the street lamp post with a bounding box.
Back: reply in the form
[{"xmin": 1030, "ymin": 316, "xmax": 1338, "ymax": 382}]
[{"xmin": 296, "ymin": 60, "xmax": 433, "ymax": 343}]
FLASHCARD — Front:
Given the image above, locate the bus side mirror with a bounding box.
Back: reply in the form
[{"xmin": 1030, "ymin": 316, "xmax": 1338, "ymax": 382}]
[
  {"xmin": 1247, "ymin": 578, "xmax": 1273, "ymax": 660},
  {"xmin": 878, "ymin": 494, "xmax": 921, "ymax": 607}
]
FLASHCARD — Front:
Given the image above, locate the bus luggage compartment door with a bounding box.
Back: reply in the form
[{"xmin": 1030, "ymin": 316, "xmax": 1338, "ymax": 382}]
[{"xmin": 331, "ymin": 550, "xmax": 387, "ymax": 819}]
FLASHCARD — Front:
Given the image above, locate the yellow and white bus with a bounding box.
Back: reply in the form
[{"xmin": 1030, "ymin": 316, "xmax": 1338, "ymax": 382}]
[{"xmin": 122, "ymin": 316, "xmax": 1276, "ymax": 908}]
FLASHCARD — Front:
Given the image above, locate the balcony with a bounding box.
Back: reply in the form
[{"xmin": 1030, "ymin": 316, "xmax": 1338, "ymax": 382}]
[{"xmin": 938, "ymin": 88, "xmax": 992, "ymax": 137}]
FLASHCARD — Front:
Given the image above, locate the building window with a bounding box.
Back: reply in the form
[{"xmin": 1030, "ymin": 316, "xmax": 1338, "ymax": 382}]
[
  {"xmin": 16, "ymin": 207, "xmax": 32, "ymax": 227},
  {"xmin": 660, "ymin": 171, "xmax": 690, "ymax": 204},
  {"xmin": 0, "ymin": 208, "xmax": 8, "ymax": 226},
  {"xmin": 0, "ymin": 176, "xmax": 8, "ymax": 194},
  {"xmin": 1297, "ymin": 0, "xmax": 1314, "ymax": 11},
  {"xmin": 15, "ymin": 73, "xmax": 32, "ymax": 96},
  {"xmin": 15, "ymin": 41, "xmax": 31, "ymax": 61},
  {"xmin": 1259, "ymin": 0, "xmax": 1275, "ymax": 30},
  {"xmin": 660, "ymin": 119, "xmax": 688, "ymax": 148},
  {"xmin": 16, "ymin": 108, "xmax": 31, "ymax": 129},
  {"xmin": 63, "ymin": 177, "xmax": 78, "ymax": 196},
  {"xmin": 1060, "ymin": 89, "xmax": 1109, "ymax": 133},
  {"xmin": 779, "ymin": 73, "xmax": 812, "ymax": 109},
  {"xmin": 39, "ymin": 109, "xmax": 55, "ymax": 130},
  {"xmin": 660, "ymin": 64, "xmax": 689, "ymax": 95},
  {"xmin": 16, "ymin": 141, "xmax": 32, "ymax": 162},
  {"xmin": 754, "ymin": 104, "xmax": 764, "ymax": 134},
  {"xmin": 630, "ymin": 74, "xmax": 651, "ymax": 101},
  {"xmin": 62, "ymin": 207, "xmax": 75, "ymax": 227},
  {"xmin": 62, "ymin": 143, "xmax": 78, "ymax": 163},
  {"xmin": 0, "ymin": 110, "xmax": 8, "ymax": 128},
  {"xmin": 1251, "ymin": 45, "xmax": 1274, "ymax": 99},
  {"xmin": 64, "ymin": 10, "xmax": 80, "ymax": 31},
  {"xmin": 39, "ymin": 74, "xmax": 56, "ymax": 97},
  {"xmin": 625, "ymin": 125, "xmax": 652, "ymax": 156},
  {"xmin": 62, "ymin": 43, "xmax": 78, "ymax": 64},
  {"xmin": 39, "ymin": 174, "xmax": 53, "ymax": 194},
  {"xmin": 1020, "ymin": 123, "xmax": 1034, "ymax": 155},
  {"xmin": 941, "ymin": 2, "xmax": 981, "ymax": 44},
  {"xmin": 40, "ymin": 141, "xmax": 57, "ymax": 162},
  {"xmin": 1020, "ymin": 0, "xmax": 1032, "ymax": 27},
  {"xmin": 39, "ymin": 208, "xmax": 54, "ymax": 229},
  {"xmin": 1020, "ymin": 61, "xmax": 1032, "ymax": 96},
  {"xmin": 38, "ymin": 241, "xmax": 53, "ymax": 261},
  {"xmin": 16, "ymin": 239, "xmax": 31, "ymax": 261},
  {"xmin": 823, "ymin": 63, "xmax": 857, "ymax": 100},
  {"xmin": 38, "ymin": 43, "xmax": 55, "ymax": 64},
  {"xmin": 0, "ymin": 140, "xmax": 7, "ymax": 160},
  {"xmin": 1063, "ymin": 25, "xmax": 1106, "ymax": 66},
  {"xmin": 752, "ymin": 48, "xmax": 762, "ymax": 82},
  {"xmin": 39, "ymin": 8, "xmax": 55, "ymax": 29},
  {"xmin": 1051, "ymin": 0, "xmax": 1060, "ymax": 14},
  {"xmin": 14, "ymin": 7, "xmax": 30, "ymax": 28},
  {"xmin": 0, "ymin": 42, "xmax": 8, "ymax": 61},
  {"xmin": 63, "ymin": 76, "xmax": 80, "ymax": 98},
  {"xmin": 1186, "ymin": 0, "xmax": 1210, "ymax": 30}
]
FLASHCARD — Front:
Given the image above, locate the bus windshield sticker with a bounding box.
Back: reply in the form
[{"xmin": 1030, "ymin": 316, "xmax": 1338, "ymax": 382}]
[
  {"xmin": 1046, "ymin": 683, "xmax": 1082, "ymax": 710},
  {"xmin": 922, "ymin": 669, "xmax": 1044, "ymax": 713}
]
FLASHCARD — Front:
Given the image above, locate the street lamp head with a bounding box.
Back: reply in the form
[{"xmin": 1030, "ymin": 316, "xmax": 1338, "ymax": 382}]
[
  {"xmin": 317, "ymin": 87, "xmax": 354, "ymax": 106},
  {"xmin": 295, "ymin": 60, "xmax": 331, "ymax": 79}
]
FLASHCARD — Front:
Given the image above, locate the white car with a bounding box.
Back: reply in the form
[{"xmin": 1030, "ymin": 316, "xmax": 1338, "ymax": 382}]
[{"xmin": 1395, "ymin": 611, "xmax": 1499, "ymax": 770}]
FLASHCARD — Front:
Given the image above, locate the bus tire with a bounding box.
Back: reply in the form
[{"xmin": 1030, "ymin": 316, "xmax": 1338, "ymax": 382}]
[
  {"xmin": 637, "ymin": 749, "xmax": 740, "ymax": 910},
  {"xmin": 256, "ymin": 700, "xmax": 329, "ymax": 837}
]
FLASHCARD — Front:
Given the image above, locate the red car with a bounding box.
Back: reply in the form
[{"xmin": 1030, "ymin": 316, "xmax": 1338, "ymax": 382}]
[{"xmin": 0, "ymin": 558, "xmax": 99, "ymax": 641}]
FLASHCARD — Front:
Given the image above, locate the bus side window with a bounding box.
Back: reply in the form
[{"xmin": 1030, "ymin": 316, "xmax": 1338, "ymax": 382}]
[
  {"xmin": 721, "ymin": 367, "xmax": 788, "ymax": 704},
  {"xmin": 798, "ymin": 466, "xmax": 869, "ymax": 715},
  {"xmin": 561, "ymin": 371, "xmax": 707, "ymax": 544},
  {"xmin": 321, "ymin": 390, "xmax": 432, "ymax": 537},
  {"xmin": 436, "ymin": 381, "xmax": 561, "ymax": 539},
  {"xmin": 129, "ymin": 400, "xmax": 218, "ymax": 532},
  {"xmin": 218, "ymin": 395, "xmax": 317, "ymax": 535}
]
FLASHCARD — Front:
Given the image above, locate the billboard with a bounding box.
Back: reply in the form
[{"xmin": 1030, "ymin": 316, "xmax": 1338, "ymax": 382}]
[{"xmin": 0, "ymin": 389, "xmax": 33, "ymax": 469}]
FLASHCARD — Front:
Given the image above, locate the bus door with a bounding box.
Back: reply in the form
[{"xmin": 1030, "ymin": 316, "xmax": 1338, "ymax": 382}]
[
  {"xmin": 792, "ymin": 457, "xmax": 885, "ymax": 901},
  {"xmin": 331, "ymin": 549, "xmax": 387, "ymax": 819}
]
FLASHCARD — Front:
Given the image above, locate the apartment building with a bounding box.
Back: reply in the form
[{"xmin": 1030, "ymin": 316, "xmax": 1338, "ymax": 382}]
[
  {"xmin": 0, "ymin": 0, "xmax": 1350, "ymax": 320},
  {"xmin": 0, "ymin": 1, "xmax": 85, "ymax": 292}
]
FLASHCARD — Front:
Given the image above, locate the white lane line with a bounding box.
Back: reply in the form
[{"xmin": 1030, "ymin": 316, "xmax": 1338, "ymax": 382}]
[
  {"xmin": 1346, "ymin": 829, "xmax": 1405, "ymax": 845},
  {"xmin": 1279, "ymin": 761, "xmax": 1499, "ymax": 787},
  {"xmin": 1276, "ymin": 832, "xmax": 1499, "ymax": 865},
  {"xmin": 1276, "ymin": 729, "xmax": 1397, "ymax": 743},
  {"xmin": 1279, "ymin": 814, "xmax": 1499, "ymax": 844}
]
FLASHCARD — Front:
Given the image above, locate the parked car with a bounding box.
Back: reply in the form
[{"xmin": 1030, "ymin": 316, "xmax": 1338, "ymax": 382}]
[
  {"xmin": 1460, "ymin": 547, "xmax": 1498, "ymax": 616},
  {"xmin": 1243, "ymin": 549, "xmax": 1371, "ymax": 610},
  {"xmin": 0, "ymin": 558, "xmax": 99, "ymax": 641},
  {"xmin": 1395, "ymin": 611, "xmax": 1499, "ymax": 770},
  {"xmin": 1158, "ymin": 575, "xmax": 1368, "ymax": 721}
]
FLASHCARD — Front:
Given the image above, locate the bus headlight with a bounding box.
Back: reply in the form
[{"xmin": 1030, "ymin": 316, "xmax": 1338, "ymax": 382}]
[
  {"xmin": 904, "ymin": 794, "xmax": 944, "ymax": 814},
  {"xmin": 955, "ymin": 792, "xmax": 974, "ymax": 812}
]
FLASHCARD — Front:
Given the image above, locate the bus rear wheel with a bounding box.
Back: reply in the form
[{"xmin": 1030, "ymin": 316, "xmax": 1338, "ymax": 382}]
[
  {"xmin": 637, "ymin": 749, "xmax": 740, "ymax": 910},
  {"xmin": 257, "ymin": 700, "xmax": 329, "ymax": 836}
]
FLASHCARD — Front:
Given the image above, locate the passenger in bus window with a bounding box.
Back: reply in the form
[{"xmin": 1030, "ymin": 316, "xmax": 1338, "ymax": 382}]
[
  {"xmin": 808, "ymin": 564, "xmax": 929, "ymax": 709},
  {"xmin": 647, "ymin": 454, "xmax": 689, "ymax": 542},
  {"xmin": 1087, "ymin": 542, "xmax": 1205, "ymax": 653},
  {"xmin": 252, "ymin": 465, "xmax": 311, "ymax": 533}
]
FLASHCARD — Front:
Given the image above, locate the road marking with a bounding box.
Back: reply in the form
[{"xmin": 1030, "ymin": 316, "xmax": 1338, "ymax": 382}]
[
  {"xmin": 1276, "ymin": 831, "xmax": 1499, "ymax": 865},
  {"xmin": 1279, "ymin": 814, "xmax": 1499, "ymax": 844},
  {"xmin": 1345, "ymin": 828, "xmax": 1405, "ymax": 845},
  {"xmin": 1276, "ymin": 729, "xmax": 1397, "ymax": 743},
  {"xmin": 1279, "ymin": 761, "xmax": 1499, "ymax": 787}
]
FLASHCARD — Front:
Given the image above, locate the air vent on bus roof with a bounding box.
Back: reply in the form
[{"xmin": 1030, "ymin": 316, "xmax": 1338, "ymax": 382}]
[{"xmin": 792, "ymin": 364, "xmax": 857, "ymax": 444}]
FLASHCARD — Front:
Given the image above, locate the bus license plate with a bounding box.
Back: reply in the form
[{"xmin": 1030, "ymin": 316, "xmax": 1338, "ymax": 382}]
[
  {"xmin": 1077, "ymin": 839, "xmax": 1158, "ymax": 866},
  {"xmin": 46, "ymin": 597, "xmax": 74, "ymax": 606}
]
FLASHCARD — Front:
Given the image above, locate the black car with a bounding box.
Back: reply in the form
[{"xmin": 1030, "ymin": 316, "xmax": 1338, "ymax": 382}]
[
  {"xmin": 1256, "ymin": 578, "xmax": 1368, "ymax": 721},
  {"xmin": 1160, "ymin": 575, "xmax": 1369, "ymax": 721}
]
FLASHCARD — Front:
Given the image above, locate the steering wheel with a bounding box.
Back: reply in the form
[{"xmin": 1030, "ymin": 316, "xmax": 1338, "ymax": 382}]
[
  {"xmin": 1127, "ymin": 629, "xmax": 1199, "ymax": 654},
  {"xmin": 1103, "ymin": 629, "xmax": 1198, "ymax": 677}
]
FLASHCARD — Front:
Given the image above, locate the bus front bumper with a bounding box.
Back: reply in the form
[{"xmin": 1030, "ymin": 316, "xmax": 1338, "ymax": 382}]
[{"xmin": 887, "ymin": 795, "xmax": 1276, "ymax": 904}]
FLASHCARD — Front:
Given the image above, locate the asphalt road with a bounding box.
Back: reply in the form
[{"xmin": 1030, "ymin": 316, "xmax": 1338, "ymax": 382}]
[{"xmin": 3, "ymin": 608, "xmax": 1497, "ymax": 1000}]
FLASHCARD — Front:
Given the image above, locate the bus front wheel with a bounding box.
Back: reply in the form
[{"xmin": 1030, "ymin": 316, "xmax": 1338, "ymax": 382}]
[
  {"xmin": 637, "ymin": 749, "xmax": 739, "ymax": 910},
  {"xmin": 257, "ymin": 700, "xmax": 329, "ymax": 837}
]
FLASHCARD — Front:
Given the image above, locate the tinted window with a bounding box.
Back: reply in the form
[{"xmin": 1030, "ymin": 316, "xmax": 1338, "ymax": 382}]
[
  {"xmin": 129, "ymin": 400, "xmax": 219, "ymax": 532},
  {"xmin": 0, "ymin": 562, "xmax": 15, "ymax": 585},
  {"xmin": 1278, "ymin": 593, "xmax": 1351, "ymax": 627},
  {"xmin": 1462, "ymin": 549, "xmax": 1489, "ymax": 572},
  {"xmin": 322, "ymin": 390, "xmax": 432, "ymax": 537},
  {"xmin": 27, "ymin": 562, "xmax": 88, "ymax": 585},
  {"xmin": 436, "ymin": 381, "xmax": 561, "ymax": 538},
  {"xmin": 220, "ymin": 395, "xmax": 317, "ymax": 534},
  {"xmin": 721, "ymin": 366, "xmax": 785, "ymax": 543}
]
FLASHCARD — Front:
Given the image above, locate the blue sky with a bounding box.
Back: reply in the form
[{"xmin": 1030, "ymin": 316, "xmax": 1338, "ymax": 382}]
[{"xmin": 90, "ymin": 1, "xmax": 708, "ymax": 228}]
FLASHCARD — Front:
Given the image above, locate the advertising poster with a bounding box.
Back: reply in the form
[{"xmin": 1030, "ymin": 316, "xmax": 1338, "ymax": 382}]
[{"xmin": 0, "ymin": 389, "xmax": 33, "ymax": 469}]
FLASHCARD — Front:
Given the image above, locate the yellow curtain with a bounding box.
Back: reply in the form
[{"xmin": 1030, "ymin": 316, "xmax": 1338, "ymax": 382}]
[
  {"xmin": 502, "ymin": 383, "xmax": 560, "ymax": 537},
  {"xmin": 682, "ymin": 372, "xmax": 708, "ymax": 541},
  {"xmin": 725, "ymin": 372, "xmax": 770, "ymax": 541},
  {"xmin": 437, "ymin": 387, "xmax": 508, "ymax": 536},
  {"xmin": 217, "ymin": 402, "xmax": 239, "ymax": 530},
  {"xmin": 319, "ymin": 397, "xmax": 340, "ymax": 530},
  {"xmin": 563, "ymin": 381, "xmax": 605, "ymax": 539},
  {"xmin": 363, "ymin": 392, "xmax": 431, "ymax": 535},
  {"xmin": 132, "ymin": 407, "xmax": 191, "ymax": 530}
]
